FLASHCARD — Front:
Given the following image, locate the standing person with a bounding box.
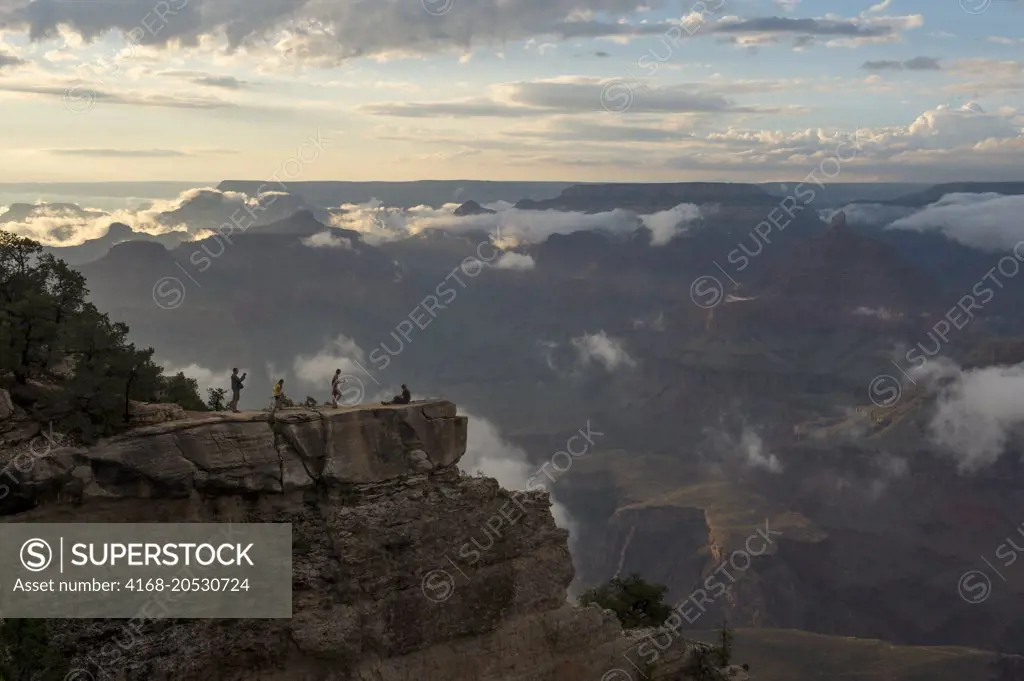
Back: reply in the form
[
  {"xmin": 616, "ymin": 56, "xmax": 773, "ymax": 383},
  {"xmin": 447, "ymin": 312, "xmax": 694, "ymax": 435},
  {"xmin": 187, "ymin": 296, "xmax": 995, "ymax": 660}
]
[
  {"xmin": 272, "ymin": 379, "xmax": 285, "ymax": 412},
  {"xmin": 331, "ymin": 370, "xmax": 347, "ymax": 408},
  {"xmin": 229, "ymin": 368, "xmax": 247, "ymax": 413}
]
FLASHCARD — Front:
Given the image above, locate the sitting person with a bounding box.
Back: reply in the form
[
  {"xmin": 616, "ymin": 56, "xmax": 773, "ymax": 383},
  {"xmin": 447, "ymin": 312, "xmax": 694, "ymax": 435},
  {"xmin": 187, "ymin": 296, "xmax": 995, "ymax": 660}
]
[{"xmin": 382, "ymin": 384, "xmax": 411, "ymax": 405}]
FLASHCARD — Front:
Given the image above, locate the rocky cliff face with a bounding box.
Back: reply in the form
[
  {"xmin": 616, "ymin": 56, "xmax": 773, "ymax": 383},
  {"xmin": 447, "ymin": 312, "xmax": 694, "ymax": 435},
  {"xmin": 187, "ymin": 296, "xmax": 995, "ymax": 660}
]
[{"xmin": 1, "ymin": 399, "xmax": 741, "ymax": 681}]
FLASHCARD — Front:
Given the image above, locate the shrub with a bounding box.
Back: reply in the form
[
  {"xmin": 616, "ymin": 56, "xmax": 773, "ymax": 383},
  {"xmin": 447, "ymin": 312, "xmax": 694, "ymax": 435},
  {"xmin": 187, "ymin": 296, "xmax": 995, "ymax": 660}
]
[
  {"xmin": 579, "ymin": 573, "xmax": 672, "ymax": 630},
  {"xmin": 207, "ymin": 387, "xmax": 227, "ymax": 411}
]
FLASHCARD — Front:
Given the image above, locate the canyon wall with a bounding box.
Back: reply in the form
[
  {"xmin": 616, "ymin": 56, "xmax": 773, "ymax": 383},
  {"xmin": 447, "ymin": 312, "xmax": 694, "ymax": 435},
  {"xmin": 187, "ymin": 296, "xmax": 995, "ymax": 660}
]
[{"xmin": 1, "ymin": 399, "xmax": 741, "ymax": 681}]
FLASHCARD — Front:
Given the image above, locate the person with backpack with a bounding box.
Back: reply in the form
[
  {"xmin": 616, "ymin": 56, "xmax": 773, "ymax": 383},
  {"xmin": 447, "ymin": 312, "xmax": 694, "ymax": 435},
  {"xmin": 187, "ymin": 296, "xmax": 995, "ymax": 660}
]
[
  {"xmin": 272, "ymin": 379, "xmax": 286, "ymax": 412},
  {"xmin": 229, "ymin": 368, "xmax": 247, "ymax": 413}
]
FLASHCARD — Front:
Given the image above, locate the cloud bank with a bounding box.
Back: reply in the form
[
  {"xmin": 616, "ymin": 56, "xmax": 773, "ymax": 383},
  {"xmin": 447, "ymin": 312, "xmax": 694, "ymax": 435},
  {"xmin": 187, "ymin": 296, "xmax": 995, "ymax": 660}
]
[
  {"xmin": 0, "ymin": 186, "xmax": 326, "ymax": 246},
  {"xmin": 916, "ymin": 358, "xmax": 1024, "ymax": 472},
  {"xmin": 888, "ymin": 193, "xmax": 1024, "ymax": 252},
  {"xmin": 458, "ymin": 412, "xmax": 577, "ymax": 535},
  {"xmin": 571, "ymin": 331, "xmax": 635, "ymax": 371},
  {"xmin": 330, "ymin": 199, "xmax": 703, "ymax": 248}
]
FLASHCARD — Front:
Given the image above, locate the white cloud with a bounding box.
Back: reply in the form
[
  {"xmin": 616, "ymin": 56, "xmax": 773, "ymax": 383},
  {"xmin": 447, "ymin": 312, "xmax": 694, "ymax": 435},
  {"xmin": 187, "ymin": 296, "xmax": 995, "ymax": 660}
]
[
  {"xmin": 458, "ymin": 412, "xmax": 576, "ymax": 533},
  {"xmin": 292, "ymin": 334, "xmax": 367, "ymax": 396},
  {"xmin": 330, "ymin": 198, "xmax": 703, "ymax": 248},
  {"xmin": 159, "ymin": 362, "xmax": 231, "ymax": 402},
  {"xmin": 640, "ymin": 203, "xmax": 702, "ymax": 245},
  {"xmin": 494, "ymin": 251, "xmax": 536, "ymax": 270},
  {"xmin": 571, "ymin": 331, "xmax": 635, "ymax": 371},
  {"xmin": 301, "ymin": 230, "xmax": 352, "ymax": 249},
  {"xmin": 915, "ymin": 359, "xmax": 1024, "ymax": 473},
  {"xmin": 887, "ymin": 193, "xmax": 1024, "ymax": 251},
  {"xmin": 903, "ymin": 102, "xmax": 1021, "ymax": 148},
  {"xmin": 741, "ymin": 429, "xmax": 783, "ymax": 473},
  {"xmin": 0, "ymin": 186, "xmax": 324, "ymax": 246}
]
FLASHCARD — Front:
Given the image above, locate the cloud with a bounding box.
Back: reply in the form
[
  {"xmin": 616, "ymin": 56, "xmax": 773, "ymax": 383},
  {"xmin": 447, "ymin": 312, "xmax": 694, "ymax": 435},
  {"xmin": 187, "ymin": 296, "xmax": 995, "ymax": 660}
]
[
  {"xmin": 0, "ymin": 80, "xmax": 241, "ymax": 109},
  {"xmin": 712, "ymin": 16, "xmax": 893, "ymax": 38},
  {"xmin": 157, "ymin": 70, "xmax": 252, "ymax": 89},
  {"xmin": 0, "ymin": 52, "xmax": 23, "ymax": 68},
  {"xmin": 0, "ymin": 186, "xmax": 329, "ymax": 247},
  {"xmin": 640, "ymin": 203, "xmax": 702, "ymax": 246},
  {"xmin": 330, "ymin": 199, "xmax": 704, "ymax": 248},
  {"xmin": 494, "ymin": 252, "xmax": 535, "ymax": 270},
  {"xmin": 291, "ymin": 334, "xmax": 366, "ymax": 394},
  {"xmin": 457, "ymin": 411, "xmax": 576, "ymax": 533},
  {"xmin": 358, "ymin": 77, "xmax": 796, "ymax": 118},
  {"xmin": 48, "ymin": 148, "xmax": 191, "ymax": 157},
  {"xmin": 857, "ymin": 102, "xmax": 1022, "ymax": 155},
  {"xmin": 194, "ymin": 75, "xmax": 249, "ymax": 89},
  {"xmin": 946, "ymin": 59, "xmax": 1024, "ymax": 95},
  {"xmin": 0, "ymin": 0, "xmax": 928, "ymax": 68},
  {"xmin": 740, "ymin": 429, "xmax": 783, "ymax": 473},
  {"xmin": 301, "ymin": 230, "xmax": 352, "ymax": 249},
  {"xmin": 157, "ymin": 71, "xmax": 251, "ymax": 89},
  {"xmin": 703, "ymin": 13, "xmax": 923, "ymax": 48},
  {"xmin": 866, "ymin": 452, "xmax": 908, "ymax": 499},
  {"xmin": 571, "ymin": 331, "xmax": 635, "ymax": 371},
  {"xmin": 0, "ymin": 0, "xmax": 678, "ymax": 62},
  {"xmin": 865, "ymin": 0, "xmax": 894, "ymax": 11},
  {"xmin": 862, "ymin": 56, "xmax": 941, "ymax": 71},
  {"xmin": 159, "ymin": 362, "xmax": 231, "ymax": 402},
  {"xmin": 887, "ymin": 193, "xmax": 1024, "ymax": 251},
  {"xmin": 376, "ymin": 99, "xmax": 1022, "ymax": 182},
  {"xmin": 915, "ymin": 359, "xmax": 1024, "ymax": 473}
]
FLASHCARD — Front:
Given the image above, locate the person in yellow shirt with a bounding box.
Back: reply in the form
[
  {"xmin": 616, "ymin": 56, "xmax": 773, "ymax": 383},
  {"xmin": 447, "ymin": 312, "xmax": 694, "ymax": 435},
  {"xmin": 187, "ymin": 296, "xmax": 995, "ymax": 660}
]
[{"xmin": 272, "ymin": 379, "xmax": 285, "ymax": 411}]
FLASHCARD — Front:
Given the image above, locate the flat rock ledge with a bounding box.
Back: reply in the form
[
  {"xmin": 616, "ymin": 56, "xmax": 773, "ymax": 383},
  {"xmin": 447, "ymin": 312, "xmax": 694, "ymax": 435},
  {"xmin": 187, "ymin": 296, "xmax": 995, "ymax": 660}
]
[{"xmin": 1, "ymin": 400, "xmax": 467, "ymax": 512}]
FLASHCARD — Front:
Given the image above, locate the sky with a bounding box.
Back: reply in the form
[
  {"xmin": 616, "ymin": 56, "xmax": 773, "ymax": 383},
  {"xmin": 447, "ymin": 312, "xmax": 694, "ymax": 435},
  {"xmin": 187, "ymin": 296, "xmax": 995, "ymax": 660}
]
[{"xmin": 0, "ymin": 0, "xmax": 1021, "ymax": 183}]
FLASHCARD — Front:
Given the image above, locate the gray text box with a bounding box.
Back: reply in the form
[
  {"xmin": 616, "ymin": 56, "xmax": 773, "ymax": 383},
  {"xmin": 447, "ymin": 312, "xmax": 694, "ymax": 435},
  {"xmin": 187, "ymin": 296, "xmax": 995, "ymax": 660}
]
[{"xmin": 0, "ymin": 523, "xmax": 291, "ymax": 618}]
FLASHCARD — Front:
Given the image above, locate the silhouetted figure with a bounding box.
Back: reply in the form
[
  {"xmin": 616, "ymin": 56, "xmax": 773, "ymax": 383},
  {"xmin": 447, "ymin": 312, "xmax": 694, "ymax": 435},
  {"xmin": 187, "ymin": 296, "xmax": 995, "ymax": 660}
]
[
  {"xmin": 382, "ymin": 384, "xmax": 411, "ymax": 405},
  {"xmin": 229, "ymin": 368, "xmax": 247, "ymax": 413},
  {"xmin": 331, "ymin": 369, "xmax": 347, "ymax": 408}
]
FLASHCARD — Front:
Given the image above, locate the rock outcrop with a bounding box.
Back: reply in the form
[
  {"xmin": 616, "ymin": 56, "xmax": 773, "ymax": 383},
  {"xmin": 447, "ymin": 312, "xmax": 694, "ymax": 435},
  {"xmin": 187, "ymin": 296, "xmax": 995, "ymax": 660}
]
[
  {"xmin": 1, "ymin": 400, "xmax": 734, "ymax": 681},
  {"xmin": 453, "ymin": 200, "xmax": 496, "ymax": 216},
  {"xmin": 0, "ymin": 388, "xmax": 12, "ymax": 421}
]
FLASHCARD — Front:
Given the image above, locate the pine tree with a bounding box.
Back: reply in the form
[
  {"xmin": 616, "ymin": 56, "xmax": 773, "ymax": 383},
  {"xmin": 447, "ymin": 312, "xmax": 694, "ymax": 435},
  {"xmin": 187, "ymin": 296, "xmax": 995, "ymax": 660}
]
[{"xmin": 713, "ymin": 619, "xmax": 734, "ymax": 667}]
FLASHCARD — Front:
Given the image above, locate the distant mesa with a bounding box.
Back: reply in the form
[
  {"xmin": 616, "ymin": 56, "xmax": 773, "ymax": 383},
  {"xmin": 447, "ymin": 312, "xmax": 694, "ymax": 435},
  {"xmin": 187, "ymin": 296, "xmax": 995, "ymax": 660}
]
[
  {"xmin": 0, "ymin": 201, "xmax": 106, "ymax": 224},
  {"xmin": 453, "ymin": 200, "xmax": 496, "ymax": 216},
  {"xmin": 102, "ymin": 239, "xmax": 175, "ymax": 268},
  {"xmin": 513, "ymin": 182, "xmax": 776, "ymax": 213},
  {"xmin": 877, "ymin": 181, "xmax": 1024, "ymax": 207},
  {"xmin": 242, "ymin": 209, "xmax": 328, "ymax": 236},
  {"xmin": 106, "ymin": 222, "xmax": 136, "ymax": 241}
]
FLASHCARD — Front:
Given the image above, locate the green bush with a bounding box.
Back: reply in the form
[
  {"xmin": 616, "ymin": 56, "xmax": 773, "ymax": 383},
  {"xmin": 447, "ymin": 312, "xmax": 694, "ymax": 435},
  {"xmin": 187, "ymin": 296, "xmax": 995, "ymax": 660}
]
[
  {"xmin": 0, "ymin": 233, "xmax": 205, "ymax": 441},
  {"xmin": 579, "ymin": 573, "xmax": 672, "ymax": 629}
]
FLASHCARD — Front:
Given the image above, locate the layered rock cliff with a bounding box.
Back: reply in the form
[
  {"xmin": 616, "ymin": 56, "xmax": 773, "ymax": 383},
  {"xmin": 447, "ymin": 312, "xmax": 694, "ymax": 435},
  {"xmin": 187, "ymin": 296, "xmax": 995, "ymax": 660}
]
[{"xmin": 1, "ymin": 399, "xmax": 742, "ymax": 681}]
